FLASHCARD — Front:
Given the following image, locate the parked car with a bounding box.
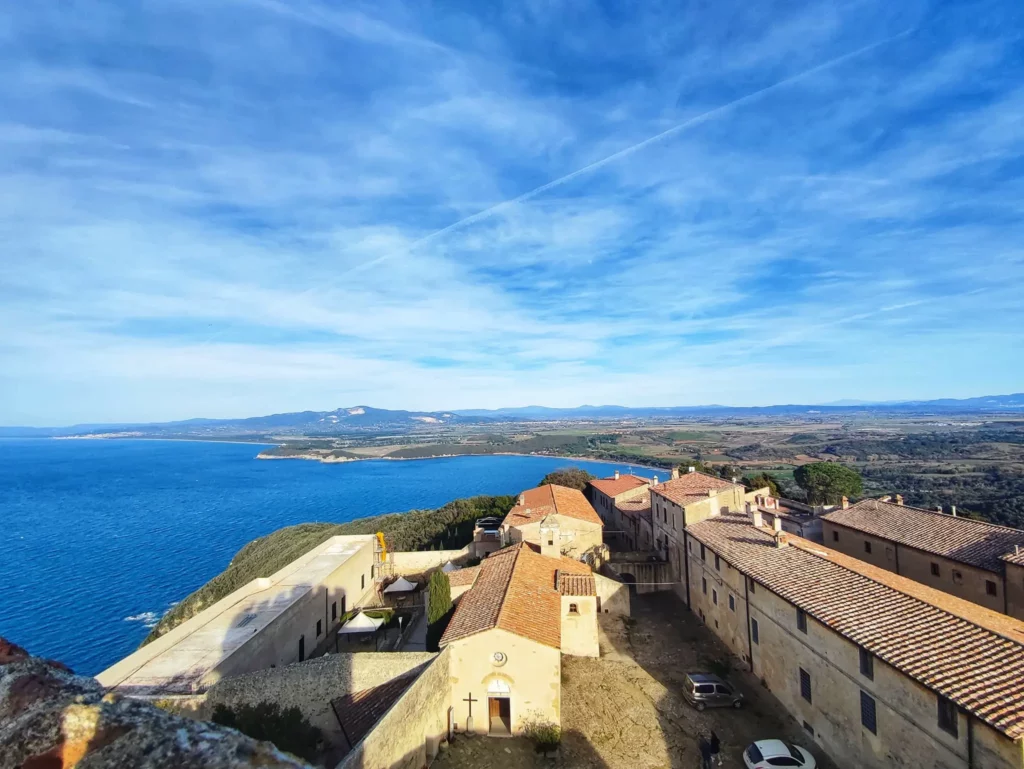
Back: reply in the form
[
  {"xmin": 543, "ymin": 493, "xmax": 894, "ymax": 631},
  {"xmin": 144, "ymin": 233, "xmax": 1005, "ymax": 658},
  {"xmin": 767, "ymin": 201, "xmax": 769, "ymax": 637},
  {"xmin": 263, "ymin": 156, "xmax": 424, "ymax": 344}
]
[
  {"xmin": 743, "ymin": 739, "xmax": 816, "ymax": 769},
  {"xmin": 681, "ymin": 672, "xmax": 743, "ymax": 711}
]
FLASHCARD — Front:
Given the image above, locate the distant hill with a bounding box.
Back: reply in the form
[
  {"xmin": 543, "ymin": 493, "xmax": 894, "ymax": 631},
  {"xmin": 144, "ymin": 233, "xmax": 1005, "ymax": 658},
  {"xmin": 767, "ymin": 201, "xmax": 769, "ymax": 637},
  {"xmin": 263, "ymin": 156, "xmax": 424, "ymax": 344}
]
[{"xmin": 2, "ymin": 393, "xmax": 1022, "ymax": 437}]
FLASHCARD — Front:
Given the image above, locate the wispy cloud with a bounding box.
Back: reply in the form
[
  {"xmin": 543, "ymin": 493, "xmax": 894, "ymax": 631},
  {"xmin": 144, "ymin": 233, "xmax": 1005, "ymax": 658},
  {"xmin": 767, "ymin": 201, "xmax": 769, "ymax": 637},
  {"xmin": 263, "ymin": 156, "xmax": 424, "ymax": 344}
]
[{"xmin": 1, "ymin": 0, "xmax": 1023, "ymax": 424}]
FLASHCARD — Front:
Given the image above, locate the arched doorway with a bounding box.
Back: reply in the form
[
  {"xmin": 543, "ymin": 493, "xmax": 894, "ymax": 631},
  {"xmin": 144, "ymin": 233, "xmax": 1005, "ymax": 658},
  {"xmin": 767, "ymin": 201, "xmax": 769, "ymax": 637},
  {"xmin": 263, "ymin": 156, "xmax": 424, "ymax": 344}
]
[
  {"xmin": 620, "ymin": 572, "xmax": 638, "ymax": 596},
  {"xmin": 486, "ymin": 678, "xmax": 511, "ymax": 735}
]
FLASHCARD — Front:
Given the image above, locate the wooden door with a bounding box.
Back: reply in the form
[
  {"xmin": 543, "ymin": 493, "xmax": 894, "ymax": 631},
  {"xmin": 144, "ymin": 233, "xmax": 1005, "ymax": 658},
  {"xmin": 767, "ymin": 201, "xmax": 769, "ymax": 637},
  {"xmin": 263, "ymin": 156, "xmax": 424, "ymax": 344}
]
[{"xmin": 489, "ymin": 698, "xmax": 501, "ymax": 718}]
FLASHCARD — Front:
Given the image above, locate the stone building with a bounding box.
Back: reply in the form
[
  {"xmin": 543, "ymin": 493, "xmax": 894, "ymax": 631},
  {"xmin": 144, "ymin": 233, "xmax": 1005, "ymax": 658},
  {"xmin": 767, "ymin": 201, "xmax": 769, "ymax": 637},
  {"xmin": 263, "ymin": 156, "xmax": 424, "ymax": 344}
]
[
  {"xmin": 500, "ymin": 484, "xmax": 604, "ymax": 561},
  {"xmin": 752, "ymin": 494, "xmax": 832, "ymax": 543},
  {"xmin": 616, "ymin": 491, "xmax": 655, "ymax": 551},
  {"xmin": 684, "ymin": 511, "xmax": 1024, "ymax": 769},
  {"xmin": 650, "ymin": 469, "xmax": 746, "ymax": 599},
  {"xmin": 821, "ymin": 498, "xmax": 1024, "ymax": 620},
  {"xmin": 97, "ymin": 535, "xmax": 378, "ymax": 695},
  {"xmin": 588, "ymin": 472, "xmax": 654, "ymax": 542},
  {"xmin": 439, "ymin": 541, "xmax": 601, "ymax": 736}
]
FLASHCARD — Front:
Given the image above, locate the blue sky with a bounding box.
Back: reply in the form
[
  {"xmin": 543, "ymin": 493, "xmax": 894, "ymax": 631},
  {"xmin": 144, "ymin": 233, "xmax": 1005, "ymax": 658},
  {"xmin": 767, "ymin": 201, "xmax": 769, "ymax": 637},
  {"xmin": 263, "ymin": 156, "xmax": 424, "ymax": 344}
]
[{"xmin": 2, "ymin": 0, "xmax": 1023, "ymax": 425}]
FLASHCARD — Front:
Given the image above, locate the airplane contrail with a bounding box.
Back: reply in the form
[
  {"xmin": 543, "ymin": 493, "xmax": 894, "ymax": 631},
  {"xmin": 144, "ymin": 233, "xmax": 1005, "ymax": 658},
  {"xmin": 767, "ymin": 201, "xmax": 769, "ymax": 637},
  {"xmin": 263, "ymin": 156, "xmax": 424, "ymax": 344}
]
[{"xmin": 338, "ymin": 27, "xmax": 915, "ymax": 279}]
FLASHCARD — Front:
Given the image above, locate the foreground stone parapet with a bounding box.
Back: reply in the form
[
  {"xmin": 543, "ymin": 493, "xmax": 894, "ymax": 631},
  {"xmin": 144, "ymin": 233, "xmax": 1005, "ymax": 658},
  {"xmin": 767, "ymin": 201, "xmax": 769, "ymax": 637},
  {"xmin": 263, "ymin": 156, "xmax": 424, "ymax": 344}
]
[{"xmin": 0, "ymin": 638, "xmax": 312, "ymax": 769}]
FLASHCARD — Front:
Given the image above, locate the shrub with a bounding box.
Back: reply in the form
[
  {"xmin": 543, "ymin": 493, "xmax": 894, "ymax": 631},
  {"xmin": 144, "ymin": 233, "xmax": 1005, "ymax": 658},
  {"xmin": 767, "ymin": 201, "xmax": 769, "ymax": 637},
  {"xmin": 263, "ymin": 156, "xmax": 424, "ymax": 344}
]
[
  {"xmin": 523, "ymin": 717, "xmax": 561, "ymax": 752},
  {"xmin": 538, "ymin": 468, "xmax": 596, "ymax": 491},
  {"xmin": 426, "ymin": 570, "xmax": 453, "ymax": 652},
  {"xmin": 211, "ymin": 702, "xmax": 322, "ymax": 762}
]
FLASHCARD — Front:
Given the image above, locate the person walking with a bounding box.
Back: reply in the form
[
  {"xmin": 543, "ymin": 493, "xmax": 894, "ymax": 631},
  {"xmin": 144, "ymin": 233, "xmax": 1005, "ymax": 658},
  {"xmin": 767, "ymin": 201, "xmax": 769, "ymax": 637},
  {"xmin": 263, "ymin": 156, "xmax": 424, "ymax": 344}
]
[
  {"xmin": 698, "ymin": 734, "xmax": 713, "ymax": 769},
  {"xmin": 710, "ymin": 730, "xmax": 722, "ymax": 766}
]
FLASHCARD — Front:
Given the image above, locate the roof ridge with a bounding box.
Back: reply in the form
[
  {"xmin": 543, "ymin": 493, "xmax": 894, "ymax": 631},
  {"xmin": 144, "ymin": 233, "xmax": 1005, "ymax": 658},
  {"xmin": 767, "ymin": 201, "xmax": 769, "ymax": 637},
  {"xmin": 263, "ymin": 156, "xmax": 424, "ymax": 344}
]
[
  {"xmin": 853, "ymin": 498, "xmax": 1024, "ymax": 533},
  {"xmin": 788, "ymin": 536, "xmax": 1024, "ymax": 648}
]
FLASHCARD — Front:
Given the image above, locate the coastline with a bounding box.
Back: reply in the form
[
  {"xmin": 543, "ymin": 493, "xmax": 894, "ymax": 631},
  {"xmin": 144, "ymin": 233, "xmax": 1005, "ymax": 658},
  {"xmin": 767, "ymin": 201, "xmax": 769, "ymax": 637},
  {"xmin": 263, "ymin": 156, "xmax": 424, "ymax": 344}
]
[{"xmin": 255, "ymin": 448, "xmax": 669, "ymax": 473}]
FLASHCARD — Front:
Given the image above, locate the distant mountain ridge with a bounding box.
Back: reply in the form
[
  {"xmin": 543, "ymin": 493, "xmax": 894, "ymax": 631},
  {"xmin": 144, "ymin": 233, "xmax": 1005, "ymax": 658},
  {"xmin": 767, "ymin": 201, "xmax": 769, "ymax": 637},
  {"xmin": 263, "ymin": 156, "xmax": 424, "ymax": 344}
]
[{"xmin": 2, "ymin": 393, "xmax": 1022, "ymax": 437}]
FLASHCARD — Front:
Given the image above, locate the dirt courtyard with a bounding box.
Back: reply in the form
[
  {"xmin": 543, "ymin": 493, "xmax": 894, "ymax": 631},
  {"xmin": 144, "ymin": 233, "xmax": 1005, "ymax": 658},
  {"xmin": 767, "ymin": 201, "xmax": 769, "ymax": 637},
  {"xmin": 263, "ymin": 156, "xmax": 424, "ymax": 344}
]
[{"xmin": 433, "ymin": 592, "xmax": 837, "ymax": 769}]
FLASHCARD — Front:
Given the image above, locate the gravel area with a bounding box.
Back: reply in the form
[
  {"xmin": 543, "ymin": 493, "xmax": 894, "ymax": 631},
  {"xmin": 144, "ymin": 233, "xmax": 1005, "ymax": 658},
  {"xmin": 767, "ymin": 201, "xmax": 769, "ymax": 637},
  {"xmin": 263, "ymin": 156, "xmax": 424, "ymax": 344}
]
[{"xmin": 433, "ymin": 592, "xmax": 838, "ymax": 769}]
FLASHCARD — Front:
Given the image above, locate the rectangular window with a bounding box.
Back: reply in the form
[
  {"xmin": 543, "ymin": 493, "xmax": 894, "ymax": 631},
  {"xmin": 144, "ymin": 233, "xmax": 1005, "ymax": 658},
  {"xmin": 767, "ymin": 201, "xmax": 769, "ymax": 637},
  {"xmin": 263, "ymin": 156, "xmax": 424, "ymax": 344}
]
[
  {"xmin": 930, "ymin": 562, "xmax": 940, "ymax": 577},
  {"xmin": 331, "ymin": 601, "xmax": 337, "ymax": 621},
  {"xmin": 864, "ymin": 540, "xmax": 872, "ymax": 554},
  {"xmin": 702, "ymin": 577, "xmax": 707, "ymax": 594},
  {"xmin": 700, "ymin": 543, "xmax": 706, "ymax": 561},
  {"xmin": 860, "ymin": 648, "xmax": 874, "ymax": 680},
  {"xmin": 748, "ymin": 577, "xmax": 756, "ymax": 593},
  {"xmin": 885, "ymin": 546, "xmax": 894, "ymax": 561},
  {"xmin": 729, "ymin": 594, "xmax": 735, "ymax": 611},
  {"xmin": 714, "ymin": 554, "xmax": 721, "ymax": 571},
  {"xmin": 712, "ymin": 589, "xmax": 718, "ymax": 606},
  {"xmin": 986, "ymin": 580, "xmax": 997, "ymax": 596},
  {"xmin": 802, "ymin": 721, "xmax": 814, "ymax": 736},
  {"xmin": 361, "ymin": 574, "xmax": 366, "ymax": 590},
  {"xmin": 799, "ymin": 668, "xmax": 812, "ymax": 703},
  {"xmin": 832, "ymin": 530, "xmax": 839, "ymax": 542},
  {"xmin": 797, "ymin": 608, "xmax": 807, "ymax": 633},
  {"xmin": 937, "ymin": 696, "xmax": 958, "ymax": 737},
  {"xmin": 751, "ymin": 618, "xmax": 759, "ymax": 644},
  {"xmin": 316, "ymin": 619, "xmax": 322, "ymax": 637},
  {"xmin": 861, "ymin": 691, "xmax": 877, "ymax": 734}
]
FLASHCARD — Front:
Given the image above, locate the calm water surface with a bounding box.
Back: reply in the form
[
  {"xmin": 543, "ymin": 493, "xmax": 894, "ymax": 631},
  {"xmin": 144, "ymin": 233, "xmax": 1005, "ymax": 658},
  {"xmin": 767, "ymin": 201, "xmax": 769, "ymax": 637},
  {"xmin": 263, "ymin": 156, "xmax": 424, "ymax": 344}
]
[{"xmin": 0, "ymin": 439, "xmax": 642, "ymax": 674}]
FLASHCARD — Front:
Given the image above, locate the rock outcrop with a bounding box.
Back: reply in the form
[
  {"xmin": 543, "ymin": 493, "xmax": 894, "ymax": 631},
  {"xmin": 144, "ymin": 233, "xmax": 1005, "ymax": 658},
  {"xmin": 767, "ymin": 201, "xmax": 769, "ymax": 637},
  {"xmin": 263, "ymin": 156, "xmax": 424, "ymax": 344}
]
[{"xmin": 0, "ymin": 638, "xmax": 312, "ymax": 769}]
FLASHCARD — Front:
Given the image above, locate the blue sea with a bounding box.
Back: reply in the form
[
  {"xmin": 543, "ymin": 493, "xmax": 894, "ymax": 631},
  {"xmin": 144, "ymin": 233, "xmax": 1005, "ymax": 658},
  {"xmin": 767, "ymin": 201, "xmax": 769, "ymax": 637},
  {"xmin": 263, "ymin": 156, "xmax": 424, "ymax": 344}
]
[{"xmin": 0, "ymin": 439, "xmax": 643, "ymax": 675}]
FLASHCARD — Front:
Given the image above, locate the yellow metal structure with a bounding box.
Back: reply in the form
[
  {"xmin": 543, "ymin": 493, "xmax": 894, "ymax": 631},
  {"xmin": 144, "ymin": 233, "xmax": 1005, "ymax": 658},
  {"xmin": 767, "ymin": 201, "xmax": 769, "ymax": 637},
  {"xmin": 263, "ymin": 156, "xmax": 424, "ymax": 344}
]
[{"xmin": 376, "ymin": 531, "xmax": 388, "ymax": 561}]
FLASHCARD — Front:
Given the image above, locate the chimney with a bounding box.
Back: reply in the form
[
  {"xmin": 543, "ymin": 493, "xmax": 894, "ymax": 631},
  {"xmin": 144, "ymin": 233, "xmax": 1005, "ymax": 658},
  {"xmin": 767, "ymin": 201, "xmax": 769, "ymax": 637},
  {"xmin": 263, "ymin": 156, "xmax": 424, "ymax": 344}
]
[
  {"xmin": 518, "ymin": 493, "xmax": 525, "ymax": 506},
  {"xmin": 732, "ymin": 476, "xmax": 739, "ymax": 484},
  {"xmin": 774, "ymin": 531, "xmax": 789, "ymax": 549},
  {"xmin": 879, "ymin": 495, "xmax": 892, "ymax": 503},
  {"xmin": 672, "ymin": 467, "xmax": 680, "ymax": 480},
  {"xmin": 748, "ymin": 502, "xmax": 763, "ymax": 528},
  {"xmin": 652, "ymin": 475, "xmax": 659, "ymax": 485},
  {"xmin": 895, "ymin": 494, "xmax": 904, "ymax": 506},
  {"xmin": 935, "ymin": 505, "xmax": 943, "ymax": 514},
  {"xmin": 951, "ymin": 505, "xmax": 957, "ymax": 517},
  {"xmin": 1016, "ymin": 545, "xmax": 1021, "ymax": 555},
  {"xmin": 688, "ymin": 466, "xmax": 696, "ymax": 474},
  {"xmin": 841, "ymin": 496, "xmax": 849, "ymax": 510},
  {"xmin": 772, "ymin": 516, "xmax": 782, "ymax": 533},
  {"xmin": 614, "ymin": 470, "xmax": 620, "ymax": 481},
  {"xmin": 708, "ymin": 489, "xmax": 716, "ymax": 498},
  {"xmin": 745, "ymin": 501, "xmax": 752, "ymax": 514}
]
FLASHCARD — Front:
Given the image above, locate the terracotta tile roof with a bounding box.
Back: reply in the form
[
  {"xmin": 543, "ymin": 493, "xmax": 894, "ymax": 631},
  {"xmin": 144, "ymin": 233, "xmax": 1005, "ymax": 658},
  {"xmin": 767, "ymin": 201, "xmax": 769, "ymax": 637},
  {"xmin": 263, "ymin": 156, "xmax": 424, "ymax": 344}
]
[
  {"xmin": 502, "ymin": 484, "xmax": 604, "ymax": 528},
  {"xmin": 447, "ymin": 566, "xmax": 480, "ymax": 587},
  {"xmin": 651, "ymin": 471, "xmax": 740, "ymax": 507},
  {"xmin": 557, "ymin": 572, "xmax": 596, "ymax": 596},
  {"xmin": 616, "ymin": 491, "xmax": 652, "ymax": 520},
  {"xmin": 589, "ymin": 474, "xmax": 650, "ymax": 497},
  {"xmin": 331, "ymin": 669, "xmax": 422, "ymax": 750},
  {"xmin": 1004, "ymin": 549, "xmax": 1024, "ymax": 567},
  {"xmin": 823, "ymin": 499, "xmax": 1024, "ymax": 573},
  {"xmin": 439, "ymin": 542, "xmax": 591, "ymax": 649},
  {"xmin": 686, "ymin": 514, "xmax": 1024, "ymax": 740}
]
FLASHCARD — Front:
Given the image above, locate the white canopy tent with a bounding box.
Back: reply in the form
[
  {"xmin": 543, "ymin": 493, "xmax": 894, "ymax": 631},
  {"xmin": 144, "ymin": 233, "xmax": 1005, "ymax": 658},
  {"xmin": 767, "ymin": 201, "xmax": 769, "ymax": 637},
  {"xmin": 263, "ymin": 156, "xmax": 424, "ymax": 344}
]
[
  {"xmin": 383, "ymin": 576, "xmax": 418, "ymax": 594},
  {"xmin": 337, "ymin": 612, "xmax": 385, "ymax": 634},
  {"xmin": 441, "ymin": 561, "xmax": 457, "ymax": 573}
]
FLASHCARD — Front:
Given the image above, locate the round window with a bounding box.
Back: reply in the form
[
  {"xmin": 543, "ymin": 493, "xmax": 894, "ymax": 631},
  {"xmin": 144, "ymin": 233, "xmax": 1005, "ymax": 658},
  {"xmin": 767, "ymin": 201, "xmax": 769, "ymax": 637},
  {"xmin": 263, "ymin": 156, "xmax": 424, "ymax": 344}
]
[{"xmin": 492, "ymin": 651, "xmax": 507, "ymax": 666}]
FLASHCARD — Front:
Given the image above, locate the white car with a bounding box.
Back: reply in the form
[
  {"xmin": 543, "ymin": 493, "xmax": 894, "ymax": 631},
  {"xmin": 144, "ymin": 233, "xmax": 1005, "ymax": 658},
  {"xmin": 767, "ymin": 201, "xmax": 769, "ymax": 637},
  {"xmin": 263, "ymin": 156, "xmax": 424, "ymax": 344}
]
[{"xmin": 743, "ymin": 739, "xmax": 817, "ymax": 769}]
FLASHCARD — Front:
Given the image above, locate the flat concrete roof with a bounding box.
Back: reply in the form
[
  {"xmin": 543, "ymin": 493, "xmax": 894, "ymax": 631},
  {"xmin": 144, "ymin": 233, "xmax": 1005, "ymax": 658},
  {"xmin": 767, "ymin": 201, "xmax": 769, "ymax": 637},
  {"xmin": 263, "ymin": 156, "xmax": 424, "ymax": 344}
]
[{"xmin": 97, "ymin": 535, "xmax": 374, "ymax": 695}]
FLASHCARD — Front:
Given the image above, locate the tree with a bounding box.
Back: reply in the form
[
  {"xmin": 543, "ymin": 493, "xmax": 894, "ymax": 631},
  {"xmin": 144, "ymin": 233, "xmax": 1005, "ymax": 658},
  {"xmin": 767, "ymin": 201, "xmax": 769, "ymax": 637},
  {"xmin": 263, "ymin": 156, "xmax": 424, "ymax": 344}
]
[
  {"xmin": 794, "ymin": 462, "xmax": 863, "ymax": 504},
  {"xmin": 426, "ymin": 569, "xmax": 453, "ymax": 652},
  {"xmin": 676, "ymin": 460, "xmax": 713, "ymax": 476},
  {"xmin": 538, "ymin": 467, "xmax": 596, "ymax": 491},
  {"xmin": 743, "ymin": 472, "xmax": 781, "ymax": 497},
  {"xmin": 211, "ymin": 702, "xmax": 322, "ymax": 762}
]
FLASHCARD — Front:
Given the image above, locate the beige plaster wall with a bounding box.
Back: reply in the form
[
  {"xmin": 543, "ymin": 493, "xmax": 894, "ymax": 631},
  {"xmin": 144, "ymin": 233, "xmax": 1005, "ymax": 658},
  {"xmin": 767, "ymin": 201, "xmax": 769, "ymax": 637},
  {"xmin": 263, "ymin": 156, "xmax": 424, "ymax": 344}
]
[
  {"xmin": 508, "ymin": 516, "xmax": 603, "ymax": 559},
  {"xmin": 688, "ymin": 537, "xmax": 1024, "ymax": 769},
  {"xmin": 338, "ymin": 648, "xmax": 451, "ymax": 769},
  {"xmin": 594, "ymin": 573, "xmax": 630, "ymax": 616},
  {"xmin": 446, "ymin": 628, "xmax": 561, "ymax": 735},
  {"xmin": 560, "ymin": 596, "xmax": 599, "ymax": 657},
  {"xmin": 390, "ymin": 548, "xmax": 471, "ymax": 575},
  {"xmin": 1006, "ymin": 562, "xmax": 1024, "ymax": 621}
]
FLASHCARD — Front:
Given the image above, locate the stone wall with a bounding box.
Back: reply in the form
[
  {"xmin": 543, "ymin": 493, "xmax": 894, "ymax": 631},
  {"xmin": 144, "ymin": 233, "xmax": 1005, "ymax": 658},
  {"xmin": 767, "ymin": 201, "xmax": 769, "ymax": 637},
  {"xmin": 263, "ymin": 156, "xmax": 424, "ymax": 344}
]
[
  {"xmin": 338, "ymin": 648, "xmax": 451, "ymax": 769},
  {"xmin": 203, "ymin": 652, "xmax": 436, "ymax": 743},
  {"xmin": 559, "ymin": 596, "xmax": 599, "ymax": 657},
  {"xmin": 602, "ymin": 560, "xmax": 671, "ymax": 595},
  {"xmin": 389, "ymin": 547, "xmax": 471, "ymax": 575},
  {"xmin": 0, "ymin": 638, "xmax": 312, "ymax": 769},
  {"xmin": 1007, "ymin": 562, "xmax": 1024, "ymax": 621}
]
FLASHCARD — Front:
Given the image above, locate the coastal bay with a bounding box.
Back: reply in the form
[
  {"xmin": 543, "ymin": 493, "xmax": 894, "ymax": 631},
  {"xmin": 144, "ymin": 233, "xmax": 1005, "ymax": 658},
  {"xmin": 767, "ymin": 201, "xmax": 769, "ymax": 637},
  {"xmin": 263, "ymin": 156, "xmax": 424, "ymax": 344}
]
[{"xmin": 0, "ymin": 438, "xmax": 628, "ymax": 674}]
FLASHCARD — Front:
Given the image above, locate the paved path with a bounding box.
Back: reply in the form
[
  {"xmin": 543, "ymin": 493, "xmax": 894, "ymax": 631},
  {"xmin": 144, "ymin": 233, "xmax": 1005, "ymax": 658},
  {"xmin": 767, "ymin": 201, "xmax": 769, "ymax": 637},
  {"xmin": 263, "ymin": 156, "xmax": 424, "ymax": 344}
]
[{"xmin": 399, "ymin": 610, "xmax": 428, "ymax": 651}]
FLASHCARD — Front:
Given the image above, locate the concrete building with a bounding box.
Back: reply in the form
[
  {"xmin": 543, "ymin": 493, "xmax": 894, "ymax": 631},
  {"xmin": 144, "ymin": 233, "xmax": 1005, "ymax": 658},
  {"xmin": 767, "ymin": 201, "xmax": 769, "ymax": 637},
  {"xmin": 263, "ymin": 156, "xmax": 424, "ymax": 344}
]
[
  {"xmin": 97, "ymin": 535, "xmax": 377, "ymax": 695},
  {"xmin": 500, "ymin": 484, "xmax": 604, "ymax": 561},
  {"xmin": 684, "ymin": 512, "xmax": 1024, "ymax": 769},
  {"xmin": 822, "ymin": 498, "xmax": 1024, "ymax": 620},
  {"xmin": 650, "ymin": 468, "xmax": 746, "ymax": 600},
  {"xmin": 440, "ymin": 541, "xmax": 601, "ymax": 736}
]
